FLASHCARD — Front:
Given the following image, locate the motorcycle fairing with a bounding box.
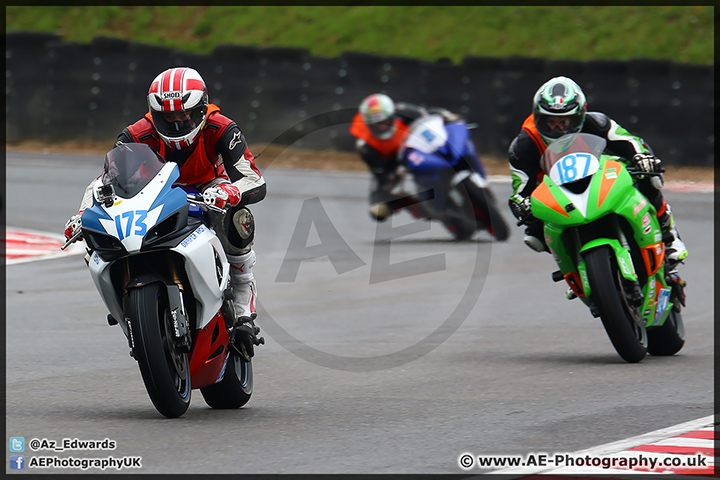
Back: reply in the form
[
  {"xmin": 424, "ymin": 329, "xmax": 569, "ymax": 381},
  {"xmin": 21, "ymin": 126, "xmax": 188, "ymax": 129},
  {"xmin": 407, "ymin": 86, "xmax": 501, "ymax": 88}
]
[
  {"xmin": 87, "ymin": 251, "xmax": 126, "ymax": 337},
  {"xmin": 404, "ymin": 114, "xmax": 447, "ymax": 154},
  {"xmin": 538, "ymin": 158, "xmax": 664, "ymax": 251},
  {"xmin": 596, "ymin": 159, "xmax": 623, "ymax": 210},
  {"xmin": 189, "ymin": 310, "xmax": 231, "ymax": 388},
  {"xmin": 532, "ymin": 157, "xmax": 633, "ymax": 226},
  {"xmin": 170, "ymin": 224, "xmax": 229, "ymax": 329},
  {"xmin": 579, "ymin": 238, "xmax": 638, "ymax": 283},
  {"xmin": 403, "ymin": 117, "xmax": 473, "ymax": 175},
  {"xmin": 82, "ymin": 163, "xmax": 187, "ymax": 253}
]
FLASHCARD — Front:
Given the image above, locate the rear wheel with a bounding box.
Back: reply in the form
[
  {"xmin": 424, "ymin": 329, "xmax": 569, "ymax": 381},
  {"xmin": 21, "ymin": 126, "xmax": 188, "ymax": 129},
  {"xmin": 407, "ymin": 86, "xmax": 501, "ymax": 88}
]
[
  {"xmin": 464, "ymin": 180, "xmax": 510, "ymax": 241},
  {"xmin": 200, "ymin": 352, "xmax": 253, "ymax": 409},
  {"xmin": 584, "ymin": 246, "xmax": 647, "ymax": 363},
  {"xmin": 443, "ymin": 184, "xmax": 477, "ymax": 240},
  {"xmin": 127, "ymin": 283, "xmax": 191, "ymax": 418},
  {"xmin": 648, "ymin": 309, "xmax": 685, "ymax": 356},
  {"xmin": 444, "ymin": 212, "xmax": 475, "ymax": 240}
]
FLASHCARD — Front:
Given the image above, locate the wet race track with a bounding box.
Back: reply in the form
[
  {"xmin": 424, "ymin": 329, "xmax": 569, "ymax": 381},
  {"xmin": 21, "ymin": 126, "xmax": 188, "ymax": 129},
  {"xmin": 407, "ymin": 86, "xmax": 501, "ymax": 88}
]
[{"xmin": 5, "ymin": 151, "xmax": 714, "ymax": 474}]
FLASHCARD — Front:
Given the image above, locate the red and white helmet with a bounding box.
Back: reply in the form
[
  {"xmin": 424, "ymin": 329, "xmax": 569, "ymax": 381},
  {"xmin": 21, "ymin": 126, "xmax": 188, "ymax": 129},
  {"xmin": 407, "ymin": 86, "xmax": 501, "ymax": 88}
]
[
  {"xmin": 147, "ymin": 67, "xmax": 209, "ymax": 150},
  {"xmin": 359, "ymin": 93, "xmax": 396, "ymax": 140}
]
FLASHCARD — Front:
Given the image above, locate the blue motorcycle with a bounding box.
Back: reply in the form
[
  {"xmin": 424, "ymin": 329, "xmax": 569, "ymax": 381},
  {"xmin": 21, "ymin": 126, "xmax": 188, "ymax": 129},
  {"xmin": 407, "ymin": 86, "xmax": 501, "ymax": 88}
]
[{"xmin": 400, "ymin": 114, "xmax": 509, "ymax": 241}]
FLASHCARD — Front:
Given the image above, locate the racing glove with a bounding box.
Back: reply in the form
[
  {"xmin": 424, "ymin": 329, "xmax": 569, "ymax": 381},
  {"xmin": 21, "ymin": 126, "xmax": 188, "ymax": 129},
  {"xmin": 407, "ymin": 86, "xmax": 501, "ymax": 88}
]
[
  {"xmin": 203, "ymin": 184, "xmax": 242, "ymax": 209},
  {"xmin": 510, "ymin": 196, "xmax": 536, "ymax": 226},
  {"xmin": 64, "ymin": 212, "xmax": 83, "ymax": 242},
  {"xmin": 633, "ymin": 153, "xmax": 663, "ymax": 177}
]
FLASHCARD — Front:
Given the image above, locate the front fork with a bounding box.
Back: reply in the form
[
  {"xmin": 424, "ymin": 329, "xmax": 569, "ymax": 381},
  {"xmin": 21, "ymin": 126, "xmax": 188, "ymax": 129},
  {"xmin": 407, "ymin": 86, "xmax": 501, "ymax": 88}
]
[
  {"xmin": 123, "ymin": 282, "xmax": 193, "ymax": 357},
  {"xmin": 546, "ymin": 219, "xmax": 675, "ymax": 328},
  {"xmin": 166, "ymin": 284, "xmax": 192, "ymax": 353}
]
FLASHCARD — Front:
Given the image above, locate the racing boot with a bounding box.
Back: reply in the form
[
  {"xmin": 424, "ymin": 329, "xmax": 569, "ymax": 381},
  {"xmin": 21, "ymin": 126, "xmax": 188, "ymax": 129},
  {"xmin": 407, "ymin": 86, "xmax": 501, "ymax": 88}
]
[
  {"xmin": 369, "ymin": 203, "xmax": 392, "ymax": 222},
  {"xmin": 523, "ymin": 221, "xmax": 549, "ymax": 253},
  {"xmin": 370, "ymin": 189, "xmax": 439, "ymax": 222},
  {"xmin": 227, "ymin": 250, "xmax": 264, "ymax": 359},
  {"xmin": 665, "ymin": 268, "xmax": 687, "ymax": 311},
  {"xmin": 370, "ymin": 199, "xmax": 433, "ymax": 222},
  {"xmin": 657, "ymin": 204, "xmax": 688, "ymax": 267}
]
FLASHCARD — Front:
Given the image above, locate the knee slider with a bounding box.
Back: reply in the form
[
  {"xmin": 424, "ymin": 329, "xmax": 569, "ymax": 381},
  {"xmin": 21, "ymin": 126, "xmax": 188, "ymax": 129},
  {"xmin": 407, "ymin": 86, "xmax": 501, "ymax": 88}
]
[
  {"xmin": 232, "ymin": 207, "xmax": 255, "ymax": 241},
  {"xmin": 226, "ymin": 206, "xmax": 255, "ymax": 254}
]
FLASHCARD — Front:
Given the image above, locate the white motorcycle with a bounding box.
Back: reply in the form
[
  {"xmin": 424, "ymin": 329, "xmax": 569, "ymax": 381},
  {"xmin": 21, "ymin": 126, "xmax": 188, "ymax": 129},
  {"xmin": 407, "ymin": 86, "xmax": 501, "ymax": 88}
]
[{"xmin": 63, "ymin": 142, "xmax": 261, "ymax": 418}]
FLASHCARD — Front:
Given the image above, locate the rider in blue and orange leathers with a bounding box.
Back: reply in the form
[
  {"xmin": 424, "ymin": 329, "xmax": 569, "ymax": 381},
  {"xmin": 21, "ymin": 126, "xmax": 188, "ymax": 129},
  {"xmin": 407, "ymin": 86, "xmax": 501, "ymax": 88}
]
[
  {"xmin": 349, "ymin": 93, "xmax": 468, "ymax": 222},
  {"xmin": 507, "ymin": 77, "xmax": 688, "ymax": 277},
  {"xmin": 64, "ymin": 67, "xmax": 265, "ymax": 350}
]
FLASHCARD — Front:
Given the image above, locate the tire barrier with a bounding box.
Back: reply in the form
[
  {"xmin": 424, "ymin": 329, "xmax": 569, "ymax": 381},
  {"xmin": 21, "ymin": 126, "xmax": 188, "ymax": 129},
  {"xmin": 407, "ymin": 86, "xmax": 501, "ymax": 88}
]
[{"xmin": 5, "ymin": 32, "xmax": 714, "ymax": 166}]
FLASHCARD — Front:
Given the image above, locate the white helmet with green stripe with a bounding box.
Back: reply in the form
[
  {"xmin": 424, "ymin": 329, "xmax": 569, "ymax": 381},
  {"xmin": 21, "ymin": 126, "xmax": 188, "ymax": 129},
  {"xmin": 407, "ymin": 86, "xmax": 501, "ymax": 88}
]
[{"xmin": 532, "ymin": 76, "xmax": 587, "ymax": 144}]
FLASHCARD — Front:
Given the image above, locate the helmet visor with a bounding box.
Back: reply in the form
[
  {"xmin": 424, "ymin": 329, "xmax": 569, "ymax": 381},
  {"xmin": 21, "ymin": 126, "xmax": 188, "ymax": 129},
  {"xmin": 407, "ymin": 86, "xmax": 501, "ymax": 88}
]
[
  {"xmin": 535, "ymin": 113, "xmax": 584, "ymax": 139},
  {"xmin": 368, "ymin": 118, "xmax": 394, "ymax": 138},
  {"xmin": 151, "ymin": 106, "xmax": 205, "ymax": 140}
]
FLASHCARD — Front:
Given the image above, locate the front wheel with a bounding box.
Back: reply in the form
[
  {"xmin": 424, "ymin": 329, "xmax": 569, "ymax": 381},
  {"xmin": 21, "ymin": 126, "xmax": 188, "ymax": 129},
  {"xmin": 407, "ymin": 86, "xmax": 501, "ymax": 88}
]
[
  {"xmin": 126, "ymin": 283, "xmax": 191, "ymax": 418},
  {"xmin": 200, "ymin": 352, "xmax": 253, "ymax": 409},
  {"xmin": 584, "ymin": 246, "xmax": 648, "ymax": 363}
]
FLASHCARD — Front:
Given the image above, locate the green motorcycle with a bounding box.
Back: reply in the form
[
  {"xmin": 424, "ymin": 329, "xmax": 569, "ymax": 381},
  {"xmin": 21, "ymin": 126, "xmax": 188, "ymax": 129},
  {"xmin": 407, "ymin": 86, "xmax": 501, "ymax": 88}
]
[{"xmin": 521, "ymin": 133, "xmax": 686, "ymax": 363}]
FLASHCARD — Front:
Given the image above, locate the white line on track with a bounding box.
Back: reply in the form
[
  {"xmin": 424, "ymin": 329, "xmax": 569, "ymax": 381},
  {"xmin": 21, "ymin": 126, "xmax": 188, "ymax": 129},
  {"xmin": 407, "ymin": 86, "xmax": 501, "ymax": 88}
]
[{"xmin": 490, "ymin": 415, "xmax": 715, "ymax": 476}]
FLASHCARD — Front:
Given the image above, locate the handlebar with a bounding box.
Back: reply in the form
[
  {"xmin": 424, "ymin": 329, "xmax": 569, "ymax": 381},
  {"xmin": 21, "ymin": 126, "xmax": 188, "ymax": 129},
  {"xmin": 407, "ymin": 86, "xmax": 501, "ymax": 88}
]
[
  {"xmin": 625, "ymin": 166, "xmax": 665, "ymax": 177},
  {"xmin": 61, "ymin": 229, "xmax": 83, "ymax": 250},
  {"xmin": 187, "ymin": 194, "xmax": 227, "ymax": 215}
]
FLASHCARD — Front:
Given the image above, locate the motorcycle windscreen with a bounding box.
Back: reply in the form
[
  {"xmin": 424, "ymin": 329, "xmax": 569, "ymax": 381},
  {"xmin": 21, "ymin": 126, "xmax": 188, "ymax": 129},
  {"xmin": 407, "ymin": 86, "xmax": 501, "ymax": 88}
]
[
  {"xmin": 541, "ymin": 133, "xmax": 606, "ymax": 185},
  {"xmin": 101, "ymin": 143, "xmax": 165, "ymax": 198}
]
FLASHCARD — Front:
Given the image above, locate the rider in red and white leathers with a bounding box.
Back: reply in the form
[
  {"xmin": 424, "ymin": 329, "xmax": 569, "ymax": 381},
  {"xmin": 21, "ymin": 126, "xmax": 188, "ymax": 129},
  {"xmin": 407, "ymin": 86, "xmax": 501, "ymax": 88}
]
[{"xmin": 64, "ymin": 67, "xmax": 265, "ymax": 348}]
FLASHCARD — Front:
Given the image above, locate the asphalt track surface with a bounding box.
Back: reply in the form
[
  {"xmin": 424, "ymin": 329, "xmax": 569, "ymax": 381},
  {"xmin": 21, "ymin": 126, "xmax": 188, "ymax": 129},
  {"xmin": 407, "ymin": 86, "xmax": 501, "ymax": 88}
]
[{"xmin": 5, "ymin": 151, "xmax": 714, "ymax": 474}]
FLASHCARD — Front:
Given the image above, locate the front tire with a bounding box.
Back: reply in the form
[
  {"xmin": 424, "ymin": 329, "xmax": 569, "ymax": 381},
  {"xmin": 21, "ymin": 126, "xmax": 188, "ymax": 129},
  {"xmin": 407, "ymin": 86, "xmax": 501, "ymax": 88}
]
[
  {"xmin": 127, "ymin": 283, "xmax": 191, "ymax": 418},
  {"xmin": 584, "ymin": 246, "xmax": 648, "ymax": 363},
  {"xmin": 200, "ymin": 352, "xmax": 253, "ymax": 409}
]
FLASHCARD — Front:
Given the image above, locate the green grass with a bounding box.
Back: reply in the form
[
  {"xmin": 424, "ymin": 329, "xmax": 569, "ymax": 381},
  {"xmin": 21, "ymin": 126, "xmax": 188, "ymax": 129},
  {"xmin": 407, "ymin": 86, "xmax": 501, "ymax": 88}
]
[{"xmin": 5, "ymin": 6, "xmax": 714, "ymax": 65}]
